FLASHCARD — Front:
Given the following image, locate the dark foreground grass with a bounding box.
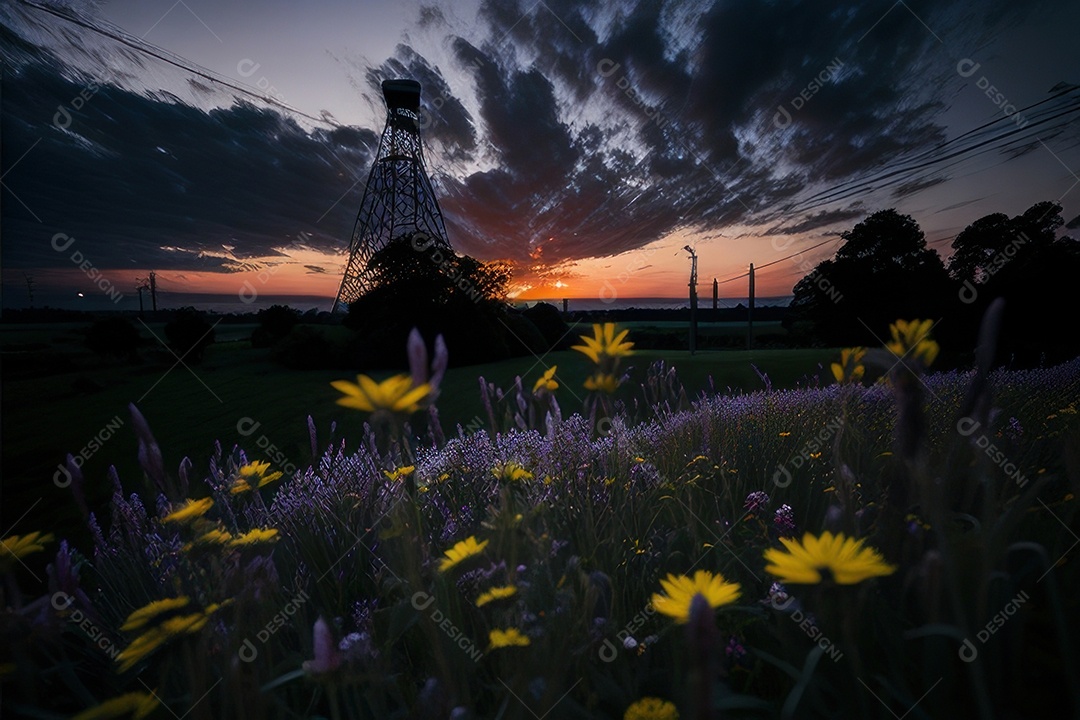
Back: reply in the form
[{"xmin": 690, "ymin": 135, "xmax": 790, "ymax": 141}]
[{"xmin": 2, "ymin": 317, "xmax": 1078, "ymax": 719}]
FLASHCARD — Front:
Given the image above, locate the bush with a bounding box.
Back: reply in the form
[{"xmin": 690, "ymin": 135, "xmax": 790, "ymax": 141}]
[
  {"xmin": 344, "ymin": 235, "xmax": 528, "ymax": 369},
  {"xmin": 251, "ymin": 305, "xmax": 300, "ymax": 348},
  {"xmin": 163, "ymin": 307, "xmax": 215, "ymax": 363},
  {"xmin": 499, "ymin": 312, "xmax": 548, "ymax": 356},
  {"xmin": 521, "ymin": 302, "xmax": 573, "ymax": 350},
  {"xmin": 85, "ymin": 317, "xmax": 140, "ymax": 360}
]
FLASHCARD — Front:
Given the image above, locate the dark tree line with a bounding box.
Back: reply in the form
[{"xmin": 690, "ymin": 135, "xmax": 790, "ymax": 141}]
[
  {"xmin": 85, "ymin": 307, "xmax": 216, "ymax": 363},
  {"xmin": 784, "ymin": 202, "xmax": 1080, "ymax": 367}
]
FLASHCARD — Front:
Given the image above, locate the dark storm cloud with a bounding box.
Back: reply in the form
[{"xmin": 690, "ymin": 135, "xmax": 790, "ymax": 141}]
[
  {"xmin": 450, "ymin": 38, "xmax": 578, "ymax": 188},
  {"xmin": 453, "ymin": 0, "xmax": 1072, "ymax": 261},
  {"xmin": 1, "ymin": 50, "xmax": 377, "ymax": 273},
  {"xmin": 476, "ymin": 0, "xmax": 599, "ymax": 101}
]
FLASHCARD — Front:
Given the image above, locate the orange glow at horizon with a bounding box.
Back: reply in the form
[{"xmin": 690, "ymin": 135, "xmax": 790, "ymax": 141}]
[
  {"xmin": 510, "ymin": 231, "xmax": 816, "ymax": 301},
  {"xmin": 152, "ymin": 245, "xmax": 345, "ymax": 299},
  {"xmin": 17, "ymin": 230, "xmax": 833, "ymax": 304}
]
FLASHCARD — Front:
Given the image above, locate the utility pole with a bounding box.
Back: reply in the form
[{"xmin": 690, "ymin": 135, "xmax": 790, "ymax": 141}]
[
  {"xmin": 712, "ymin": 277, "xmax": 718, "ymax": 311},
  {"xmin": 23, "ymin": 273, "xmax": 35, "ymax": 308},
  {"xmin": 684, "ymin": 246, "xmax": 698, "ymax": 355},
  {"xmin": 747, "ymin": 263, "xmax": 755, "ymax": 350},
  {"xmin": 149, "ymin": 271, "xmax": 158, "ymax": 313},
  {"xmin": 136, "ymin": 277, "xmax": 148, "ymax": 317}
]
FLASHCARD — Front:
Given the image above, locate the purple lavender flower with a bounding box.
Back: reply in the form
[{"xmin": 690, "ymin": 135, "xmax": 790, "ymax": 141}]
[
  {"xmin": 303, "ymin": 616, "xmax": 342, "ymax": 674},
  {"xmin": 129, "ymin": 403, "xmax": 167, "ymax": 495},
  {"xmin": 407, "ymin": 327, "xmax": 428, "ymax": 388},
  {"xmin": 87, "ymin": 512, "xmax": 107, "ymax": 552},
  {"xmin": 352, "ymin": 598, "xmax": 378, "ymax": 630},
  {"xmin": 725, "ymin": 636, "xmax": 747, "ymax": 663},
  {"xmin": 45, "ymin": 541, "xmax": 93, "ymax": 621},
  {"xmin": 774, "ymin": 504, "xmax": 796, "ymax": 537},
  {"xmin": 338, "ymin": 631, "xmax": 378, "ymax": 664},
  {"xmin": 764, "ymin": 582, "xmax": 790, "ymax": 608},
  {"xmin": 241, "ymin": 556, "xmax": 280, "ymax": 603},
  {"xmin": 177, "ymin": 456, "xmax": 192, "ymax": 498},
  {"xmin": 308, "ymin": 415, "xmax": 319, "ymax": 459},
  {"xmin": 744, "ymin": 490, "xmax": 770, "ymax": 514},
  {"xmin": 431, "ymin": 334, "xmax": 448, "ymax": 391},
  {"xmin": 1004, "ymin": 416, "xmax": 1023, "ymax": 442}
]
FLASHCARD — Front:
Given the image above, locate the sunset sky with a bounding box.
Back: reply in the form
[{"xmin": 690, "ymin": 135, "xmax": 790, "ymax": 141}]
[{"xmin": 2, "ymin": 0, "xmax": 1079, "ymax": 310}]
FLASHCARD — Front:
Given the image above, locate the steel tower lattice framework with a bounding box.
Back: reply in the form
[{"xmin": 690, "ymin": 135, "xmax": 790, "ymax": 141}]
[{"xmin": 332, "ymin": 79, "xmax": 451, "ymax": 312}]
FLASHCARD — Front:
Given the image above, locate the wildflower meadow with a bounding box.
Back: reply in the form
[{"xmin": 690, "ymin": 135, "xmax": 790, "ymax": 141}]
[{"xmin": 3, "ymin": 309, "xmax": 1078, "ymax": 720}]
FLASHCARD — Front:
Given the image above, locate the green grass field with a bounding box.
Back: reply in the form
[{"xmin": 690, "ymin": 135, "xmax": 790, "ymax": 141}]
[{"xmin": 1, "ymin": 321, "xmax": 835, "ymax": 542}]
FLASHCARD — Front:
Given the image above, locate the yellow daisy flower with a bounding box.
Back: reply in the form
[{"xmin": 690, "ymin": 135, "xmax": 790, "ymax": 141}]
[
  {"xmin": 120, "ymin": 596, "xmax": 191, "ymax": 632},
  {"xmin": 383, "ymin": 465, "xmax": 416, "ymax": 481},
  {"xmin": 161, "ymin": 497, "xmax": 213, "ymax": 524},
  {"xmin": 115, "ymin": 628, "xmax": 169, "ymax": 672},
  {"xmin": 492, "ymin": 462, "xmax": 533, "ymax": 483},
  {"xmin": 0, "ymin": 531, "xmax": 54, "ymax": 569},
  {"xmin": 650, "ymin": 570, "xmax": 742, "ymax": 623},
  {"xmin": 72, "ymin": 690, "xmax": 160, "ymax": 720},
  {"xmin": 763, "ymin": 531, "xmax": 896, "ymax": 585},
  {"xmin": 584, "ymin": 372, "xmax": 620, "ymax": 393},
  {"xmin": 116, "ymin": 613, "xmax": 205, "ymax": 673},
  {"xmin": 240, "ymin": 460, "xmax": 271, "ymax": 477},
  {"xmin": 230, "ymin": 461, "xmax": 284, "ymax": 495},
  {"xmin": 488, "ymin": 627, "xmax": 530, "ymax": 650},
  {"xmin": 885, "ymin": 319, "xmax": 939, "ymax": 367},
  {"xmin": 159, "ymin": 611, "xmax": 211, "ymax": 636},
  {"xmin": 831, "ymin": 347, "xmax": 867, "ymax": 384},
  {"xmin": 331, "ymin": 373, "xmax": 431, "ymax": 413},
  {"xmin": 228, "ymin": 528, "xmax": 279, "ymax": 547},
  {"xmin": 437, "ymin": 536, "xmax": 489, "ymax": 573},
  {"xmin": 181, "ymin": 527, "xmax": 233, "ymax": 552},
  {"xmin": 572, "ymin": 323, "xmax": 634, "ymax": 363},
  {"xmin": 116, "ymin": 603, "xmax": 227, "ymax": 673},
  {"xmin": 476, "ymin": 585, "xmax": 518, "ymax": 607},
  {"xmin": 624, "ymin": 697, "xmax": 679, "ymax": 720},
  {"xmin": 532, "ymin": 365, "xmax": 559, "ymax": 393}
]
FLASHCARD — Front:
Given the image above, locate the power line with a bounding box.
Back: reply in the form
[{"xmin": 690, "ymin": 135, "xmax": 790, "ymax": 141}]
[
  {"xmin": 791, "ymin": 87, "xmax": 1080, "ymax": 213},
  {"xmin": 708, "ymin": 235, "xmax": 842, "ymax": 286},
  {"xmin": 16, "ymin": 0, "xmax": 337, "ymax": 127}
]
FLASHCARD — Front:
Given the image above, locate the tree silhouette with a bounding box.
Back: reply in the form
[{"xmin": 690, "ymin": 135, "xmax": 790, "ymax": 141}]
[
  {"xmin": 1012, "ymin": 200, "xmax": 1065, "ymax": 244},
  {"xmin": 949, "ymin": 201, "xmax": 1064, "ymax": 284},
  {"xmin": 785, "ymin": 209, "xmax": 952, "ymax": 347},
  {"xmin": 948, "ymin": 213, "xmax": 1013, "ymax": 283},
  {"xmin": 344, "ymin": 234, "xmax": 526, "ymax": 368},
  {"xmin": 950, "ymin": 201, "xmax": 1080, "ymax": 365}
]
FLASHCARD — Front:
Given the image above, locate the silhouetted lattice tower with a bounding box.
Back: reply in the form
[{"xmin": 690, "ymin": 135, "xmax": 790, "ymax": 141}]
[{"xmin": 333, "ymin": 79, "xmax": 451, "ymax": 312}]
